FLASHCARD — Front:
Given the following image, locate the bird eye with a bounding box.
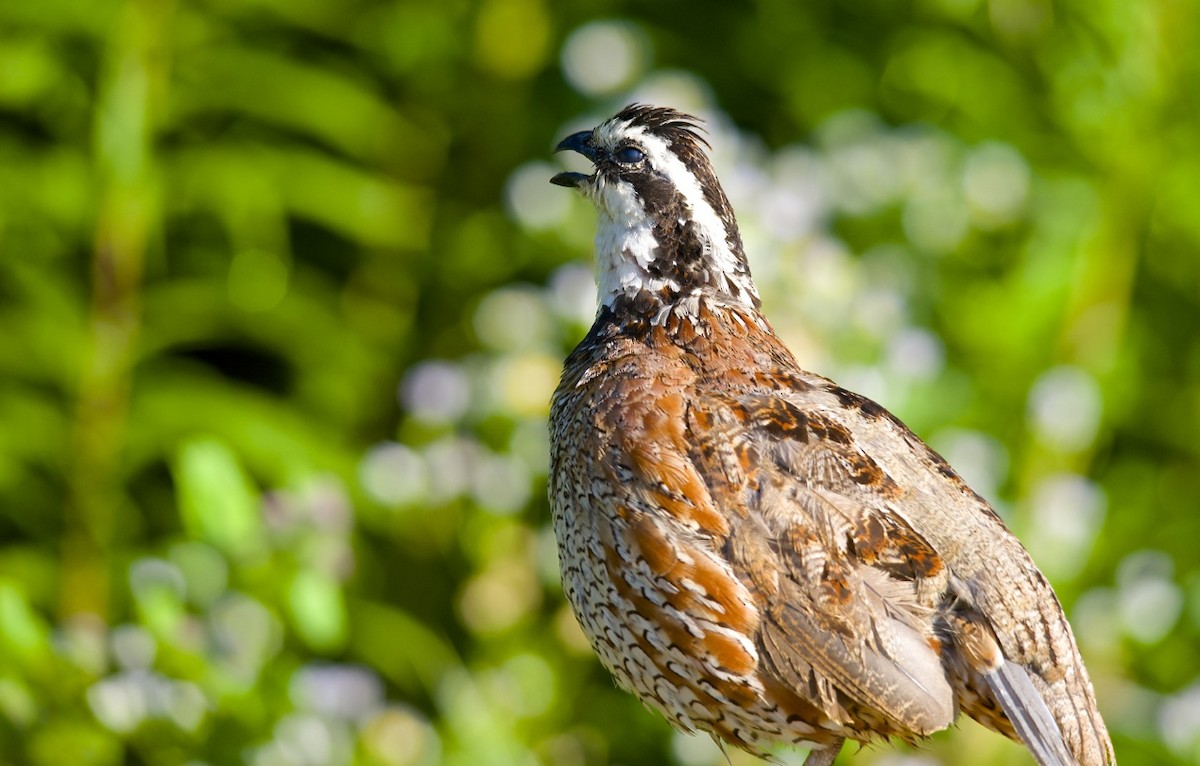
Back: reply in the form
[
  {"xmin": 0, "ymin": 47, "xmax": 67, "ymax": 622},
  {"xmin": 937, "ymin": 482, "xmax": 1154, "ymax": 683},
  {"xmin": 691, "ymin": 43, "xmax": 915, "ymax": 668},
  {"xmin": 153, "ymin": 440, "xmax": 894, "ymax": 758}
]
[{"xmin": 614, "ymin": 146, "xmax": 645, "ymax": 164}]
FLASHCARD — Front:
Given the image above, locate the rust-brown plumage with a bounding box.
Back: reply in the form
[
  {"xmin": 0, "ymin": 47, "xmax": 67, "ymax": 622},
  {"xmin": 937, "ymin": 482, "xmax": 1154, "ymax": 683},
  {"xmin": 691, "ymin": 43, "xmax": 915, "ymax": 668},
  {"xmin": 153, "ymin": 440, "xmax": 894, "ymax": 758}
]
[{"xmin": 548, "ymin": 105, "xmax": 1114, "ymax": 765}]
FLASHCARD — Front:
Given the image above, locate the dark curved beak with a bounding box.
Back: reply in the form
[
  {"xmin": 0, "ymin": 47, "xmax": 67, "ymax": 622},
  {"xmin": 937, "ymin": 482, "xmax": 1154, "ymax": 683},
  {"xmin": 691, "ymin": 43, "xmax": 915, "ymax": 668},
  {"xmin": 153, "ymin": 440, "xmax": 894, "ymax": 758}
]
[
  {"xmin": 555, "ymin": 130, "xmax": 598, "ymax": 160},
  {"xmin": 550, "ymin": 130, "xmax": 597, "ymax": 188}
]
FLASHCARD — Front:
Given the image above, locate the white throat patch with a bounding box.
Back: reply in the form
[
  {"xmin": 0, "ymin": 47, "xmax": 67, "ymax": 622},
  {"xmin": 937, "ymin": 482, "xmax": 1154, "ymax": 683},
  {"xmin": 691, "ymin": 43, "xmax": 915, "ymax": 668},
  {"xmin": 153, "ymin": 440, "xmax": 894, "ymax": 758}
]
[{"xmin": 584, "ymin": 174, "xmax": 674, "ymax": 308}]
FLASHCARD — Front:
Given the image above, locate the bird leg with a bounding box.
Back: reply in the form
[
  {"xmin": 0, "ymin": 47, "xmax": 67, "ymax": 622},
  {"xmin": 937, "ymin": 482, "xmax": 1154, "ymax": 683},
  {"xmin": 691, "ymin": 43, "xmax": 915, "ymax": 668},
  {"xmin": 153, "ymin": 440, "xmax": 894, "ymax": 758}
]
[{"xmin": 801, "ymin": 738, "xmax": 843, "ymax": 766}]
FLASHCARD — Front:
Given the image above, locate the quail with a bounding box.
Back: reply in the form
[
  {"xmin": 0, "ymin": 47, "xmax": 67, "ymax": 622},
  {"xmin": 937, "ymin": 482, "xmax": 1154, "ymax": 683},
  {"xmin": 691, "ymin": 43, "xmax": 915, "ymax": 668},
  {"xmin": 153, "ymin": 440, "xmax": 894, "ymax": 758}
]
[{"xmin": 547, "ymin": 105, "xmax": 1114, "ymax": 766}]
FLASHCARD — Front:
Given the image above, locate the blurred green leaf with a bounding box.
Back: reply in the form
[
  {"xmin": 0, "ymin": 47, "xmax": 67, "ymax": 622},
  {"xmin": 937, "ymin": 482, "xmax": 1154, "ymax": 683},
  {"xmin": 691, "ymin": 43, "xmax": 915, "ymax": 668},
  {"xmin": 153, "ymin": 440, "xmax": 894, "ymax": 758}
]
[
  {"xmin": 350, "ymin": 599, "xmax": 459, "ymax": 693},
  {"xmin": 171, "ymin": 45, "xmax": 446, "ymax": 174},
  {"xmin": 173, "ymin": 438, "xmax": 264, "ymax": 560},
  {"xmin": 28, "ymin": 717, "xmax": 122, "ymax": 766},
  {"xmin": 287, "ymin": 569, "xmax": 347, "ymax": 653},
  {"xmin": 0, "ymin": 580, "xmax": 51, "ymax": 669},
  {"xmin": 0, "ymin": 676, "xmax": 38, "ymax": 727}
]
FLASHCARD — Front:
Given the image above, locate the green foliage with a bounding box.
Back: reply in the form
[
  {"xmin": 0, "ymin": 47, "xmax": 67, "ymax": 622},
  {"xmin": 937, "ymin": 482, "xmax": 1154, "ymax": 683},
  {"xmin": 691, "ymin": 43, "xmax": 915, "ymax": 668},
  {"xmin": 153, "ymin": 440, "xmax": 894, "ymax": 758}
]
[{"xmin": 0, "ymin": 0, "xmax": 1198, "ymax": 764}]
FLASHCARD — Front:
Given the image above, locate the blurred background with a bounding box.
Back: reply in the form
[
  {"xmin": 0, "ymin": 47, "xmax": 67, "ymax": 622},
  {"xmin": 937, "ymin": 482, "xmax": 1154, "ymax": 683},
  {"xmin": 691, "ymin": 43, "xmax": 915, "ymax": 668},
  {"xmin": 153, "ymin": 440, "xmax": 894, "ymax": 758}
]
[{"xmin": 1, "ymin": 0, "xmax": 1198, "ymax": 764}]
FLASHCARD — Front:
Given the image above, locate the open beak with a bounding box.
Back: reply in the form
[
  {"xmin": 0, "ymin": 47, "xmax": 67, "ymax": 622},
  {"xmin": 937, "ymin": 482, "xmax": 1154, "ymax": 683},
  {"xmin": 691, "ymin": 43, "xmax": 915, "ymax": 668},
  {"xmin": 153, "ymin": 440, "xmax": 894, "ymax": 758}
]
[{"xmin": 550, "ymin": 130, "xmax": 597, "ymax": 188}]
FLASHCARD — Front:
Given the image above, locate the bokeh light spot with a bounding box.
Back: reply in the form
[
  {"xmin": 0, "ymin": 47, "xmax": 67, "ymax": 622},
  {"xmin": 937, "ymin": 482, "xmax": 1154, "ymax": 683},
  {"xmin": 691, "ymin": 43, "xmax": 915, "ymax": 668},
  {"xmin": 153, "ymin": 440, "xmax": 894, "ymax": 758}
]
[
  {"xmin": 400, "ymin": 361, "xmax": 472, "ymax": 424},
  {"xmin": 458, "ymin": 558, "xmax": 540, "ymax": 634},
  {"xmin": 561, "ymin": 20, "xmax": 648, "ymax": 96},
  {"xmin": 491, "ymin": 352, "xmax": 560, "ymax": 418},
  {"xmin": 903, "ymin": 189, "xmax": 970, "ymax": 253},
  {"xmin": 1027, "ymin": 365, "xmax": 1102, "ymax": 452},
  {"xmin": 1117, "ymin": 551, "xmax": 1183, "ymax": 645},
  {"xmin": 964, "ymin": 142, "xmax": 1031, "ymax": 227},
  {"xmin": 361, "ymin": 706, "xmax": 441, "ymax": 766},
  {"xmin": 1160, "ymin": 683, "xmax": 1200, "ymax": 757},
  {"xmin": 422, "ymin": 437, "xmax": 478, "ymax": 504},
  {"xmin": 290, "ymin": 664, "xmax": 384, "ymax": 722},
  {"xmin": 548, "ymin": 263, "xmax": 597, "ymax": 326},
  {"xmin": 474, "ymin": 287, "xmax": 553, "ymax": 351},
  {"xmin": 885, "ymin": 327, "xmax": 944, "ymax": 381},
  {"xmin": 470, "ymin": 450, "xmax": 532, "ymax": 515},
  {"xmin": 360, "ymin": 442, "xmax": 429, "ymax": 507},
  {"xmin": 1024, "ymin": 473, "xmax": 1106, "ymax": 580},
  {"xmin": 505, "ymin": 162, "xmax": 572, "ymax": 231},
  {"xmin": 111, "ymin": 624, "xmax": 156, "ymax": 671}
]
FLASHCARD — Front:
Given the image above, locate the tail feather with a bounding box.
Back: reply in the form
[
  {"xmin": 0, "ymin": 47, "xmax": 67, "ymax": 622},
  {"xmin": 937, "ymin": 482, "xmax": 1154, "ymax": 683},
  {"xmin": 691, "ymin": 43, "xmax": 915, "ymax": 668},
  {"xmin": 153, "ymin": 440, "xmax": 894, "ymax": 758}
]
[{"xmin": 984, "ymin": 660, "xmax": 1076, "ymax": 766}]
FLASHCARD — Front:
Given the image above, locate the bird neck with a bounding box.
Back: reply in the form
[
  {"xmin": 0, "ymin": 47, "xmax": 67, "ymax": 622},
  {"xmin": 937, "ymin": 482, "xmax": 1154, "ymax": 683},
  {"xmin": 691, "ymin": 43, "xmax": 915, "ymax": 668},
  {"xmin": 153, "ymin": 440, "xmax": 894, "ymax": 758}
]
[{"xmin": 592, "ymin": 206, "xmax": 761, "ymax": 324}]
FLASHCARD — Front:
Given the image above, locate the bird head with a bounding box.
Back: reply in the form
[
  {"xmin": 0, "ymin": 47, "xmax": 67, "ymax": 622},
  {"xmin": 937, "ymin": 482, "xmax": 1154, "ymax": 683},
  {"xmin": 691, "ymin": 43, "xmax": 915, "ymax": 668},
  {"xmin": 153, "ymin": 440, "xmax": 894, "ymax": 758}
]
[{"xmin": 551, "ymin": 104, "xmax": 760, "ymax": 316}]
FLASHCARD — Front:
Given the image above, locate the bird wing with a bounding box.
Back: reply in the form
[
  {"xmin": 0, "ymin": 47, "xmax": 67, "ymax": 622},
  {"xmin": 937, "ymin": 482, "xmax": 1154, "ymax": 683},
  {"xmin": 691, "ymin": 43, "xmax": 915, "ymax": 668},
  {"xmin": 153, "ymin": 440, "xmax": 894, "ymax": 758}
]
[
  {"xmin": 808, "ymin": 381, "xmax": 1114, "ymax": 766},
  {"xmin": 690, "ymin": 385, "xmax": 1114, "ymax": 766},
  {"xmin": 685, "ymin": 391, "xmax": 959, "ymax": 739}
]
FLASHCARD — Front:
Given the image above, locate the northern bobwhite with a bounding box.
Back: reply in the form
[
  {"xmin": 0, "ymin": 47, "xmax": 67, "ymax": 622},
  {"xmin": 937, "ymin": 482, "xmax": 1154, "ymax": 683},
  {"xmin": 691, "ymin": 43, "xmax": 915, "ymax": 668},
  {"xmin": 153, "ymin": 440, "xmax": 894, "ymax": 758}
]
[{"xmin": 547, "ymin": 105, "xmax": 1114, "ymax": 766}]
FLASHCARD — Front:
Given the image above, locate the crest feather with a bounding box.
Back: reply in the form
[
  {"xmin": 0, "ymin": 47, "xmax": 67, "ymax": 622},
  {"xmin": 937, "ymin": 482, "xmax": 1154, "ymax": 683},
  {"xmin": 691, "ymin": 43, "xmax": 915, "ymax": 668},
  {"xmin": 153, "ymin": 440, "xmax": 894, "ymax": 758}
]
[{"xmin": 613, "ymin": 103, "xmax": 711, "ymax": 151}]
